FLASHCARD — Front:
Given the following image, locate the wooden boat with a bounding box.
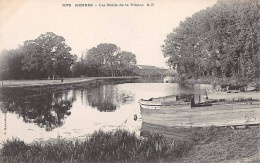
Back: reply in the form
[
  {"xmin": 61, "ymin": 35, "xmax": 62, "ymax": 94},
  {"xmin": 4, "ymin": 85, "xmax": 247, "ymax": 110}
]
[
  {"xmin": 227, "ymin": 89, "xmax": 240, "ymax": 93},
  {"xmin": 243, "ymin": 85, "xmax": 257, "ymax": 92},
  {"xmin": 140, "ymin": 95, "xmax": 260, "ymax": 128},
  {"xmin": 139, "ymin": 94, "xmax": 193, "ymax": 106},
  {"xmin": 163, "ymin": 76, "xmax": 174, "ymax": 83},
  {"xmin": 207, "ymin": 84, "xmax": 258, "ymax": 94},
  {"xmin": 139, "ymin": 98, "xmax": 164, "ymax": 106}
]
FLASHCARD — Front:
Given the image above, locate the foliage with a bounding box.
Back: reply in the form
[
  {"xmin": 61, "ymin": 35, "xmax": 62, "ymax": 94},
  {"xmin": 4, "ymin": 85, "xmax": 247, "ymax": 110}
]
[
  {"xmin": 162, "ymin": 0, "xmax": 260, "ymax": 83},
  {"xmin": 1, "ymin": 127, "xmax": 259, "ymax": 163},
  {"xmin": 0, "ymin": 129, "xmax": 191, "ymax": 163},
  {"xmin": 72, "ymin": 44, "xmax": 137, "ymax": 77},
  {"xmin": 0, "ymin": 49, "xmax": 25, "ymax": 79},
  {"xmin": 0, "ymin": 32, "xmax": 76, "ymax": 79}
]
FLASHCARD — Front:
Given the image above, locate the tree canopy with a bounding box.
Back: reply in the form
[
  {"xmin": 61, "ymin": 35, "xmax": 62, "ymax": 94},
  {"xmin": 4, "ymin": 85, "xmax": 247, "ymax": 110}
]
[
  {"xmin": 72, "ymin": 43, "xmax": 137, "ymax": 77},
  {"xmin": 162, "ymin": 0, "xmax": 260, "ymax": 83},
  {"xmin": 0, "ymin": 32, "xmax": 76, "ymax": 79}
]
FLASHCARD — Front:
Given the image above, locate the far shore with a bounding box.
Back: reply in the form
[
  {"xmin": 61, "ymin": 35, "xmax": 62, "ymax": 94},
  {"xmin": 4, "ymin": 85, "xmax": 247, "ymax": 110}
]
[
  {"xmin": 0, "ymin": 76, "xmax": 141, "ymax": 88},
  {"xmin": 0, "ymin": 76, "xmax": 142, "ymax": 97},
  {"xmin": 1, "ymin": 76, "xmax": 259, "ymax": 89}
]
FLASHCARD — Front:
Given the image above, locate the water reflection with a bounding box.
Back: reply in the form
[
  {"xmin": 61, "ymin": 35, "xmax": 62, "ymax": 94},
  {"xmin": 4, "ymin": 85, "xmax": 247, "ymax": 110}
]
[
  {"xmin": 0, "ymin": 84, "xmax": 137, "ymax": 134},
  {"xmin": 134, "ymin": 77, "xmax": 164, "ymax": 83},
  {"xmin": 0, "ymin": 79, "xmax": 218, "ymax": 143},
  {"xmin": 87, "ymin": 85, "xmax": 135, "ymax": 112},
  {"xmin": 0, "ymin": 92, "xmax": 74, "ymax": 131}
]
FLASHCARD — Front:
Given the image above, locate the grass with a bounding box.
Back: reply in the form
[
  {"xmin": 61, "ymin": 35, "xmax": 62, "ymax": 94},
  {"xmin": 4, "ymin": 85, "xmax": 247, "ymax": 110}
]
[
  {"xmin": 178, "ymin": 126, "xmax": 260, "ymax": 163},
  {"xmin": 0, "ymin": 129, "xmax": 191, "ymax": 163},
  {"xmin": 1, "ymin": 127, "xmax": 259, "ymax": 163},
  {"xmin": 142, "ymin": 123, "xmax": 260, "ymax": 163}
]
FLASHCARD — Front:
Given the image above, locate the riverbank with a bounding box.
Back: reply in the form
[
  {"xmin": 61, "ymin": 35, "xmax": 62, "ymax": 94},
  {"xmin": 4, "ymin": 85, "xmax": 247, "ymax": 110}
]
[
  {"xmin": 0, "ymin": 76, "xmax": 141, "ymax": 88},
  {"xmin": 1, "ymin": 126, "xmax": 259, "ymax": 163},
  {"xmin": 0, "ymin": 129, "xmax": 189, "ymax": 162},
  {"xmin": 0, "ymin": 76, "xmax": 140, "ymax": 98},
  {"xmin": 175, "ymin": 76, "xmax": 260, "ymax": 88},
  {"xmin": 141, "ymin": 123, "xmax": 260, "ymax": 162}
]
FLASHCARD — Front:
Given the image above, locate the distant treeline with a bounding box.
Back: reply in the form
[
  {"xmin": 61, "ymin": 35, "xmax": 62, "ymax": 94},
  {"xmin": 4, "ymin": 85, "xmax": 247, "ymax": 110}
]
[
  {"xmin": 0, "ymin": 34, "xmax": 138, "ymax": 79},
  {"xmin": 162, "ymin": 0, "xmax": 259, "ymax": 83},
  {"xmin": 0, "ymin": 33, "xmax": 140, "ymax": 79},
  {"xmin": 0, "ymin": 31, "xmax": 176, "ymax": 79},
  {"xmin": 134, "ymin": 65, "xmax": 176, "ymax": 77}
]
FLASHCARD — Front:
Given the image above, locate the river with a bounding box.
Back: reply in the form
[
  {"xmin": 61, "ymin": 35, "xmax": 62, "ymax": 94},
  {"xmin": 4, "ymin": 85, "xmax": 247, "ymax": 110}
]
[{"xmin": 0, "ymin": 78, "xmax": 216, "ymax": 143}]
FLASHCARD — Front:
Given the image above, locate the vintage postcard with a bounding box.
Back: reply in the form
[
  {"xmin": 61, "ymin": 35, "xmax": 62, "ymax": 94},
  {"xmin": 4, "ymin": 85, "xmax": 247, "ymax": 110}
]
[{"xmin": 0, "ymin": 0, "xmax": 259, "ymax": 163}]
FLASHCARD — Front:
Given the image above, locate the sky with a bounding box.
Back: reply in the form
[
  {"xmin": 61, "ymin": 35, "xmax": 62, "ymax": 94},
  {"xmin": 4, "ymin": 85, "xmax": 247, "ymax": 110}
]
[{"xmin": 0, "ymin": 0, "xmax": 218, "ymax": 68}]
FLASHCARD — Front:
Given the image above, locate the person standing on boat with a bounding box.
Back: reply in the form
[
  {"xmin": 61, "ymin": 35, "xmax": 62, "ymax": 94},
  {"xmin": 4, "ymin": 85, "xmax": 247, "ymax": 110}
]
[{"xmin": 191, "ymin": 96, "xmax": 195, "ymax": 107}]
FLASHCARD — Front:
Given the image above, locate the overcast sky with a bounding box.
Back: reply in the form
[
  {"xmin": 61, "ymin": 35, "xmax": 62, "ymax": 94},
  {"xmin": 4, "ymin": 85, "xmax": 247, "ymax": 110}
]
[{"xmin": 0, "ymin": 0, "xmax": 217, "ymax": 68}]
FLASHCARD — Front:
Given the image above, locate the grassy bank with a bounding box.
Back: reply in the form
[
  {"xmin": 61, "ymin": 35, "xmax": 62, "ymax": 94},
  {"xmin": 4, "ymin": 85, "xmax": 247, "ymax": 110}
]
[
  {"xmin": 0, "ymin": 77, "xmax": 140, "ymax": 100},
  {"xmin": 141, "ymin": 123, "xmax": 260, "ymax": 163},
  {"xmin": 1, "ymin": 126, "xmax": 259, "ymax": 163},
  {"xmin": 180, "ymin": 126, "xmax": 260, "ymax": 163},
  {"xmin": 0, "ymin": 76, "xmax": 140, "ymax": 89},
  {"xmin": 0, "ymin": 76, "xmax": 141, "ymax": 88},
  {"xmin": 175, "ymin": 76, "xmax": 260, "ymax": 87},
  {"xmin": 0, "ymin": 129, "xmax": 191, "ymax": 163}
]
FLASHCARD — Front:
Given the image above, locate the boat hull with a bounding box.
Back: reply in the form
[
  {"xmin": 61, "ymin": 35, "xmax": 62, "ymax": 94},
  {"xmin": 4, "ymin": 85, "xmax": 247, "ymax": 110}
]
[{"xmin": 140, "ymin": 102, "xmax": 260, "ymax": 128}]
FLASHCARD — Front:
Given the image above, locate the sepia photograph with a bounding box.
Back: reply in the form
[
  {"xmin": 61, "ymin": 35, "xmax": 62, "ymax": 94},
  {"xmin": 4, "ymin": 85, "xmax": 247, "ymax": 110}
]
[{"xmin": 0, "ymin": 0, "xmax": 259, "ymax": 163}]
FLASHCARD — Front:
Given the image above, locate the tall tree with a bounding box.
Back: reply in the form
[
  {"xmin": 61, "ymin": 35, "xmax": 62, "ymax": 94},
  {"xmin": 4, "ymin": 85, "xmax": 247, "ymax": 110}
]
[
  {"xmin": 72, "ymin": 43, "xmax": 137, "ymax": 77},
  {"xmin": 118, "ymin": 51, "xmax": 137, "ymax": 76},
  {"xmin": 0, "ymin": 48, "xmax": 25, "ymax": 79},
  {"xmin": 162, "ymin": 0, "xmax": 260, "ymax": 82},
  {"xmin": 21, "ymin": 32, "xmax": 76, "ymax": 79}
]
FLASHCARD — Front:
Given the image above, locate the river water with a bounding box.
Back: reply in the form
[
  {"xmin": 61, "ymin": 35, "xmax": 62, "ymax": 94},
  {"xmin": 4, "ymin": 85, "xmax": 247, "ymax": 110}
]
[{"xmin": 0, "ymin": 78, "xmax": 215, "ymax": 143}]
